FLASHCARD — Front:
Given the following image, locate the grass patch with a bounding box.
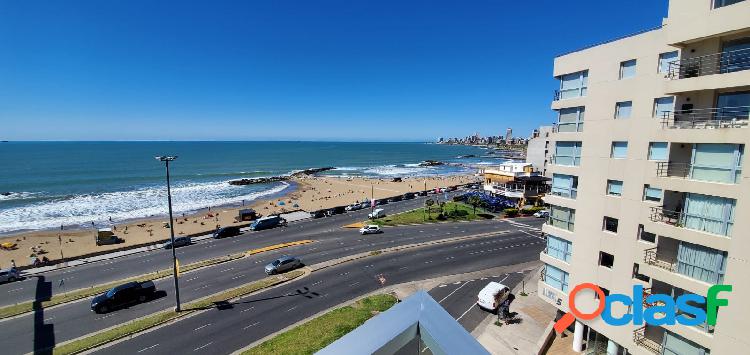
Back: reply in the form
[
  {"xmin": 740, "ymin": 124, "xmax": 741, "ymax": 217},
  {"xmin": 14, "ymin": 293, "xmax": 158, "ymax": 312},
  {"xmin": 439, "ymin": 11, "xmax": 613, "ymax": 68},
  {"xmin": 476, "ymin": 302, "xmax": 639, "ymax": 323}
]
[
  {"xmin": 369, "ymin": 250, "xmax": 382, "ymax": 256},
  {"xmin": 370, "ymin": 202, "xmax": 489, "ymax": 226},
  {"xmin": 52, "ymin": 270, "xmax": 304, "ymax": 355},
  {"xmin": 242, "ymin": 294, "xmax": 397, "ymax": 355},
  {"xmin": 0, "ymin": 253, "xmax": 244, "ymax": 320}
]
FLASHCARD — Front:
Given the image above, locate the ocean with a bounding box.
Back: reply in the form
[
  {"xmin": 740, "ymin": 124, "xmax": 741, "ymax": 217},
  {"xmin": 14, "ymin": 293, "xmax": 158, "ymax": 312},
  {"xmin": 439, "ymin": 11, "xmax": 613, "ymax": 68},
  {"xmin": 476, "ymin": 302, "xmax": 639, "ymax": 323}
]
[{"xmin": 0, "ymin": 141, "xmax": 504, "ymax": 234}]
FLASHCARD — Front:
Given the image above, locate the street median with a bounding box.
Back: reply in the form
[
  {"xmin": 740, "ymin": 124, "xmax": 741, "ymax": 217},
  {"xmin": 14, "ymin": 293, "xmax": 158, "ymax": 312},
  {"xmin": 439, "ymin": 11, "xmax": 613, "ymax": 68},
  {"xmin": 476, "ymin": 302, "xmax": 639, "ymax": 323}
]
[
  {"xmin": 52, "ymin": 269, "xmax": 307, "ymax": 355},
  {"xmin": 245, "ymin": 240, "xmax": 314, "ymax": 255},
  {"xmin": 0, "ymin": 252, "xmax": 245, "ymax": 320}
]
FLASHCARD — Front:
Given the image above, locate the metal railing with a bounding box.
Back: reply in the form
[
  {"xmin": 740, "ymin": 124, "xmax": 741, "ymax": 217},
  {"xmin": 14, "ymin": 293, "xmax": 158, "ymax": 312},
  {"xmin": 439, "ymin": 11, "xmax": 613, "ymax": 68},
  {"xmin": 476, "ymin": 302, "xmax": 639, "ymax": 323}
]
[
  {"xmin": 553, "ymin": 90, "xmax": 561, "ymax": 101},
  {"xmin": 633, "ymin": 326, "xmax": 663, "ymax": 354},
  {"xmin": 550, "ymin": 154, "xmax": 581, "ymax": 167},
  {"xmin": 549, "ymin": 187, "xmax": 577, "ymax": 199},
  {"xmin": 649, "ymin": 206, "xmax": 682, "ymax": 226},
  {"xmin": 661, "ymin": 106, "xmax": 750, "ymax": 129},
  {"xmin": 650, "ymin": 206, "xmax": 733, "ymax": 236},
  {"xmin": 667, "ymin": 47, "xmax": 750, "ymax": 79},
  {"xmin": 655, "ymin": 162, "xmax": 690, "ymax": 178},
  {"xmin": 539, "ymin": 266, "xmax": 546, "ymax": 281},
  {"xmin": 643, "ymin": 247, "xmax": 677, "ymax": 273}
]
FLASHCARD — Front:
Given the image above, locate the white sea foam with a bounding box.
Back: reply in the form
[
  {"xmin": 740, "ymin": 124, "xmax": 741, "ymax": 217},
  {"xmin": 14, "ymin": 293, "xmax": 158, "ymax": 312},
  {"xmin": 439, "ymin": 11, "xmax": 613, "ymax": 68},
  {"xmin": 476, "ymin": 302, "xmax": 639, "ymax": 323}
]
[
  {"xmin": 0, "ymin": 181, "xmax": 289, "ymax": 234},
  {"xmin": 362, "ymin": 165, "xmax": 435, "ymax": 176},
  {"xmin": 0, "ymin": 191, "xmax": 42, "ymax": 201}
]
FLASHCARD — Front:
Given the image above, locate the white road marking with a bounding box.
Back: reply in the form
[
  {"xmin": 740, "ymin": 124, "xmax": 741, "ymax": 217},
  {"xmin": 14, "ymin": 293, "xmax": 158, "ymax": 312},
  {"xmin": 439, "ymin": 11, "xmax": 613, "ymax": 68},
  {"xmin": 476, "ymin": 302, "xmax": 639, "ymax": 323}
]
[
  {"xmin": 243, "ymin": 322, "xmax": 260, "ymax": 330},
  {"xmin": 241, "ymin": 306, "xmax": 255, "ymax": 313},
  {"xmin": 7, "ymin": 287, "xmax": 23, "ymax": 293},
  {"xmin": 439, "ymin": 280, "xmax": 473, "ymax": 304},
  {"xmin": 193, "ymin": 342, "xmax": 213, "ymax": 351},
  {"xmin": 220, "ymin": 267, "xmax": 234, "ymax": 273},
  {"xmin": 456, "ymin": 275, "xmax": 509, "ymax": 322},
  {"xmin": 137, "ymin": 344, "xmax": 159, "ymax": 353},
  {"xmin": 286, "ymin": 306, "xmax": 298, "ymax": 312},
  {"xmin": 193, "ymin": 323, "xmax": 211, "ymax": 331}
]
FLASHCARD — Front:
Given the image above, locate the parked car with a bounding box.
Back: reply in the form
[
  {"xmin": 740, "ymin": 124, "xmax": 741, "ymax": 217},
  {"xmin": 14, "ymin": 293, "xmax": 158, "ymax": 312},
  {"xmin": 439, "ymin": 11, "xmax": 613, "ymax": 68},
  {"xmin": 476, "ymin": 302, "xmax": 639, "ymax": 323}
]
[
  {"xmin": 213, "ymin": 226, "xmax": 242, "ymax": 239},
  {"xmin": 388, "ymin": 195, "xmax": 403, "ymax": 202},
  {"xmin": 368, "ymin": 208, "xmax": 385, "ymax": 219},
  {"xmin": 265, "ymin": 256, "xmax": 303, "ymax": 275},
  {"xmin": 250, "ymin": 215, "xmax": 286, "ymax": 231},
  {"xmin": 0, "ymin": 268, "xmax": 20, "ymax": 283},
  {"xmin": 96, "ymin": 228, "xmax": 124, "ymax": 246},
  {"xmin": 402, "ymin": 192, "xmax": 415, "ymax": 200},
  {"xmin": 359, "ymin": 225, "xmax": 383, "ymax": 235},
  {"xmin": 417, "ymin": 191, "xmax": 428, "ymax": 196},
  {"xmin": 310, "ymin": 210, "xmax": 326, "ymax": 218},
  {"xmin": 533, "ymin": 210, "xmax": 549, "ymax": 218},
  {"xmin": 476, "ymin": 281, "xmax": 510, "ymax": 313},
  {"xmin": 345, "ymin": 204, "xmax": 361, "ymax": 211},
  {"xmin": 90, "ymin": 281, "xmax": 156, "ymax": 313},
  {"xmin": 163, "ymin": 236, "xmax": 191, "ymax": 249},
  {"xmin": 332, "ymin": 206, "xmax": 346, "ymax": 214}
]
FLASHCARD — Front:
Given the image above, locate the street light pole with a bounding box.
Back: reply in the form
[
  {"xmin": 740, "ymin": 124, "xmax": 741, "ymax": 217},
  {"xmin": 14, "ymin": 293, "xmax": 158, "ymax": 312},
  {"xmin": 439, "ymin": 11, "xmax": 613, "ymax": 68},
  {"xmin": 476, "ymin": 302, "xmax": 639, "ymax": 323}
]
[{"xmin": 156, "ymin": 155, "xmax": 181, "ymax": 312}]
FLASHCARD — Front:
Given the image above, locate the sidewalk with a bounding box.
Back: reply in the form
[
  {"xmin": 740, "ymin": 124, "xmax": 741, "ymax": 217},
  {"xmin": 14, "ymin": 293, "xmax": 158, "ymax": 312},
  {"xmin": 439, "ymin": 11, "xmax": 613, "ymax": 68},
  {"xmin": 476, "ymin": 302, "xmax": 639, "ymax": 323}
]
[{"xmin": 473, "ymin": 266, "xmax": 558, "ymax": 354}]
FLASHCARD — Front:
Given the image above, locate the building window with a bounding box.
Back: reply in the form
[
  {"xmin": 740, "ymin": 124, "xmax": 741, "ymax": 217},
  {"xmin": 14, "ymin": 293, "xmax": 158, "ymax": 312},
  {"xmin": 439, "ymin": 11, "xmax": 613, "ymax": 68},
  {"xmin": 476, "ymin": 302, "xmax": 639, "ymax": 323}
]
[
  {"xmin": 543, "ymin": 264, "xmax": 569, "ymax": 292},
  {"xmin": 603, "ymin": 216, "xmax": 618, "ymax": 233},
  {"xmin": 554, "ymin": 141, "xmax": 582, "ymax": 166},
  {"xmin": 690, "ymin": 143, "xmax": 744, "ymax": 184},
  {"xmin": 653, "ymin": 96, "xmax": 674, "ymax": 118},
  {"xmin": 546, "ymin": 235, "xmax": 572, "ymax": 263},
  {"xmin": 557, "ymin": 106, "xmax": 585, "ymax": 132},
  {"xmin": 614, "ymin": 101, "xmax": 632, "ymax": 119},
  {"xmin": 558, "ymin": 70, "xmax": 588, "ymax": 100},
  {"xmin": 619, "ymin": 59, "xmax": 637, "ymax": 79},
  {"xmin": 551, "ymin": 174, "xmax": 578, "ymax": 199},
  {"xmin": 714, "ymin": 0, "xmax": 746, "ymax": 9},
  {"xmin": 549, "ymin": 205, "xmax": 576, "ymax": 232},
  {"xmin": 611, "ymin": 142, "xmax": 628, "ymax": 159},
  {"xmin": 599, "ymin": 252, "xmax": 615, "ymax": 268},
  {"xmin": 633, "ymin": 263, "xmax": 651, "ymax": 282},
  {"xmin": 658, "ymin": 51, "xmax": 679, "ymax": 74},
  {"xmin": 648, "ymin": 142, "xmax": 668, "ymax": 161},
  {"xmin": 683, "ymin": 193, "xmax": 736, "ymax": 236},
  {"xmin": 638, "ymin": 224, "xmax": 656, "ymax": 243},
  {"xmin": 594, "ymin": 286, "xmax": 611, "ymax": 299},
  {"xmin": 606, "ymin": 180, "xmax": 623, "ymax": 196},
  {"xmin": 643, "ymin": 185, "xmax": 663, "ymax": 202},
  {"xmin": 721, "ymin": 38, "xmax": 750, "ymax": 73}
]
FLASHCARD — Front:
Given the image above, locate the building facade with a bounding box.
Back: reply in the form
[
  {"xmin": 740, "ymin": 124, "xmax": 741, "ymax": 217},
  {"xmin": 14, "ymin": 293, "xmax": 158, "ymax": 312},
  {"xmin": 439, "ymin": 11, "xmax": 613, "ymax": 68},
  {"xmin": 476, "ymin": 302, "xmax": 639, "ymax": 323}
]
[
  {"xmin": 526, "ymin": 125, "xmax": 554, "ymax": 175},
  {"xmin": 539, "ymin": 1, "xmax": 750, "ymax": 354}
]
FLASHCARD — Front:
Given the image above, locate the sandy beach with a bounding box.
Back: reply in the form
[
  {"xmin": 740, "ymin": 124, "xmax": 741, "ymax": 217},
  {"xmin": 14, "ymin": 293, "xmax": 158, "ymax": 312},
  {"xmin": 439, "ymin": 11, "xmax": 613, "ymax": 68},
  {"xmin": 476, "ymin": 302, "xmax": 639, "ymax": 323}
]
[{"xmin": 0, "ymin": 174, "xmax": 478, "ymax": 268}]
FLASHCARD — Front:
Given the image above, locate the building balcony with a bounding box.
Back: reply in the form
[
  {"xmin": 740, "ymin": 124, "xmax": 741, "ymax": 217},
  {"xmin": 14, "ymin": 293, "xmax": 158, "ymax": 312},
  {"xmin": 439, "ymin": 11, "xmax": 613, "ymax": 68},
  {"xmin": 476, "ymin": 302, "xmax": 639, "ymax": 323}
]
[
  {"xmin": 633, "ymin": 326, "xmax": 663, "ymax": 354},
  {"xmin": 667, "ymin": 47, "xmax": 750, "ymax": 80},
  {"xmin": 649, "ymin": 206, "xmax": 733, "ymax": 237},
  {"xmin": 660, "ymin": 106, "xmax": 749, "ymax": 129}
]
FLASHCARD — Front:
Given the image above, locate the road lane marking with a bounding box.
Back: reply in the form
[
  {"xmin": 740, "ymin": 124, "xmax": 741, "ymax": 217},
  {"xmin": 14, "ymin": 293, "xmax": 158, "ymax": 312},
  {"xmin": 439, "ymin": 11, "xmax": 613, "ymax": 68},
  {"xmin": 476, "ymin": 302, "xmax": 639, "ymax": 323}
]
[
  {"xmin": 220, "ymin": 267, "xmax": 234, "ymax": 273},
  {"xmin": 439, "ymin": 280, "xmax": 473, "ymax": 304},
  {"xmin": 349, "ymin": 281, "xmax": 360, "ymax": 287},
  {"xmin": 137, "ymin": 344, "xmax": 159, "ymax": 353},
  {"xmin": 231, "ymin": 274, "xmax": 244, "ymax": 280},
  {"xmin": 456, "ymin": 275, "xmax": 509, "ymax": 321},
  {"xmin": 193, "ymin": 323, "xmax": 211, "ymax": 331},
  {"xmin": 287, "ymin": 306, "xmax": 298, "ymax": 312},
  {"xmin": 241, "ymin": 306, "xmax": 255, "ymax": 313},
  {"xmin": 194, "ymin": 342, "xmax": 213, "ymax": 351},
  {"xmin": 243, "ymin": 322, "xmax": 260, "ymax": 330},
  {"xmin": 7, "ymin": 287, "xmax": 23, "ymax": 293}
]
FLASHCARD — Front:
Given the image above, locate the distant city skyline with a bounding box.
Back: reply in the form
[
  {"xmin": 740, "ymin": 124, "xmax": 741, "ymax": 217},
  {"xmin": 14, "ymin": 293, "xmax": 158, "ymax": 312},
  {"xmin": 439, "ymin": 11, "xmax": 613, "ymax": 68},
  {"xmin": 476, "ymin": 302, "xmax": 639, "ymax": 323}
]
[{"xmin": 1, "ymin": 0, "xmax": 667, "ymax": 141}]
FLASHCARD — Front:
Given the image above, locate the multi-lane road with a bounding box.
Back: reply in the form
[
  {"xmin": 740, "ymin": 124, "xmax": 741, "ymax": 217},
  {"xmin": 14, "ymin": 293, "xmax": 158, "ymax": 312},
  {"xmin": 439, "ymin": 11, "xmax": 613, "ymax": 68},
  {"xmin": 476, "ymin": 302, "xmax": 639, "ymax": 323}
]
[{"xmin": 0, "ymin": 192, "xmax": 546, "ymax": 354}]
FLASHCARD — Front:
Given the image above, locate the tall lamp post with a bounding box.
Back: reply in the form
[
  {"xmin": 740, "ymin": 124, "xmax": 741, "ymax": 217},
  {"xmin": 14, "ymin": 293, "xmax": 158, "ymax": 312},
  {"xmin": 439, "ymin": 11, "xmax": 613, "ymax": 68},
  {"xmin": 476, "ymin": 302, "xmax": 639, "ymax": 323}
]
[{"xmin": 156, "ymin": 155, "xmax": 181, "ymax": 312}]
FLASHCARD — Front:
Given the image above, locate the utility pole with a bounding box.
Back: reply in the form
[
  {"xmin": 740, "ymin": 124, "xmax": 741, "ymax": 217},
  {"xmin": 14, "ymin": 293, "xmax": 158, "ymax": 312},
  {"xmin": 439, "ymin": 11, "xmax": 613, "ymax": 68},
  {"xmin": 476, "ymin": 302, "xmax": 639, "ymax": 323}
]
[{"xmin": 156, "ymin": 155, "xmax": 181, "ymax": 312}]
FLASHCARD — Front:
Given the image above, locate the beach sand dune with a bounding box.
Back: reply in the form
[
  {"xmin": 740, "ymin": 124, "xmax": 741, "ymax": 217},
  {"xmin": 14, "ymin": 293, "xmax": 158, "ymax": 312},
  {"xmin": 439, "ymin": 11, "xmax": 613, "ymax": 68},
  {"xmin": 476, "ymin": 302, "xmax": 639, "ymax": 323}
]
[{"xmin": 0, "ymin": 174, "xmax": 477, "ymax": 268}]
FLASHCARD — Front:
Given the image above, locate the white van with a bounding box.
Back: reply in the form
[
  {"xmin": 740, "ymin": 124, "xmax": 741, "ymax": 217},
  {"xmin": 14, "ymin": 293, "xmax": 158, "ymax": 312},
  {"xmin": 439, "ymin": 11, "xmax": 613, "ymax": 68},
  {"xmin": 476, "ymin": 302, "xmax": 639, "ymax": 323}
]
[
  {"xmin": 476, "ymin": 282, "xmax": 510, "ymax": 312},
  {"xmin": 368, "ymin": 208, "xmax": 385, "ymax": 219}
]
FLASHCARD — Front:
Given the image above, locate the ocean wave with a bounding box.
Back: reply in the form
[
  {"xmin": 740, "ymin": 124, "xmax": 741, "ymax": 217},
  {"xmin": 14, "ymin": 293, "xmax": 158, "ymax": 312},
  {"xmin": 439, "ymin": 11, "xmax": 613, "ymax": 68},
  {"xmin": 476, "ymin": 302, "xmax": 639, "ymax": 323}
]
[
  {"xmin": 362, "ymin": 164, "xmax": 435, "ymax": 176},
  {"xmin": 0, "ymin": 181, "xmax": 289, "ymax": 234},
  {"xmin": 0, "ymin": 191, "xmax": 43, "ymax": 201}
]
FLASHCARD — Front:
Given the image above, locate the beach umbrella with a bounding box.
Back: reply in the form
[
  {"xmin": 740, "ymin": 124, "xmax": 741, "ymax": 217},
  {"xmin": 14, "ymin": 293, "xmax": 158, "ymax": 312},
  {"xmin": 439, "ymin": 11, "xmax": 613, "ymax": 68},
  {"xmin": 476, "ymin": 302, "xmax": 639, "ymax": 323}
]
[{"xmin": 278, "ymin": 201, "xmax": 286, "ymax": 206}]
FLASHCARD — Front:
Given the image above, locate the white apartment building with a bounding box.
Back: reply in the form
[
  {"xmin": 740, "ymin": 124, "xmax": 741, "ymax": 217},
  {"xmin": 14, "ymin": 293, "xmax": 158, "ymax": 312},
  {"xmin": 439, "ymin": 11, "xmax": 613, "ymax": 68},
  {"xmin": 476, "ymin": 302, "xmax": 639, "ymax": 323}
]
[{"xmin": 539, "ymin": 0, "xmax": 750, "ymax": 354}]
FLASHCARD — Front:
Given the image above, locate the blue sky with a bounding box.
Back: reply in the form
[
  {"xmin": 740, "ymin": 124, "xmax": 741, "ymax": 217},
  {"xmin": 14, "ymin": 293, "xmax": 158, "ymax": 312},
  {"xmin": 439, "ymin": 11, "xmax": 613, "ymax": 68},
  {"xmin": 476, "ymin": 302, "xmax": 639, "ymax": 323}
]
[{"xmin": 0, "ymin": 0, "xmax": 667, "ymax": 141}]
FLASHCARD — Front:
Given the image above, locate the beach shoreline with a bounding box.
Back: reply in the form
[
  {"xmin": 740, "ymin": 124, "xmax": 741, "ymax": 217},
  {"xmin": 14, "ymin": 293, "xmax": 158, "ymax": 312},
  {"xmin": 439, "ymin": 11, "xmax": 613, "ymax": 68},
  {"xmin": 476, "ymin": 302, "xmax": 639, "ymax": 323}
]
[{"xmin": 0, "ymin": 174, "xmax": 479, "ymax": 268}]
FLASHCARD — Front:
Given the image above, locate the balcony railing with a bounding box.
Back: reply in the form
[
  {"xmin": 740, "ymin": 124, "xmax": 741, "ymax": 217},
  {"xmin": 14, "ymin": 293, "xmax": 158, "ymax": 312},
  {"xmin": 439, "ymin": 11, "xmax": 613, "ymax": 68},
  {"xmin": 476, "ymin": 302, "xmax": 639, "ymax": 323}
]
[
  {"xmin": 549, "ymin": 188, "xmax": 577, "ymax": 199},
  {"xmin": 650, "ymin": 206, "xmax": 733, "ymax": 236},
  {"xmin": 633, "ymin": 326, "xmax": 663, "ymax": 354},
  {"xmin": 667, "ymin": 47, "xmax": 750, "ymax": 79},
  {"xmin": 655, "ymin": 162, "xmax": 690, "ymax": 179},
  {"xmin": 550, "ymin": 154, "xmax": 581, "ymax": 167},
  {"xmin": 643, "ymin": 247, "xmax": 677, "ymax": 273},
  {"xmin": 661, "ymin": 106, "xmax": 750, "ymax": 129}
]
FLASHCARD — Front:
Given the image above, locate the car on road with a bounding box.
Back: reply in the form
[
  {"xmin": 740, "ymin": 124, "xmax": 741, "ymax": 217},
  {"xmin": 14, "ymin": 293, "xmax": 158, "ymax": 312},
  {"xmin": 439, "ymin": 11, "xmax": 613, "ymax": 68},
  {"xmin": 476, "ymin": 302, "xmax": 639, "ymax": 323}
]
[
  {"xmin": 533, "ymin": 210, "xmax": 549, "ymax": 218},
  {"xmin": 359, "ymin": 225, "xmax": 383, "ymax": 235},
  {"xmin": 368, "ymin": 208, "xmax": 385, "ymax": 219},
  {"xmin": 265, "ymin": 256, "xmax": 303, "ymax": 275},
  {"xmin": 402, "ymin": 192, "xmax": 415, "ymax": 200},
  {"xmin": 311, "ymin": 210, "xmax": 326, "ymax": 218},
  {"xmin": 163, "ymin": 236, "xmax": 191, "ymax": 249},
  {"xmin": 250, "ymin": 215, "xmax": 287, "ymax": 231},
  {"xmin": 213, "ymin": 226, "xmax": 242, "ymax": 239},
  {"xmin": 476, "ymin": 281, "xmax": 510, "ymax": 313},
  {"xmin": 0, "ymin": 268, "xmax": 20, "ymax": 283},
  {"xmin": 91, "ymin": 280, "xmax": 156, "ymax": 313},
  {"xmin": 345, "ymin": 204, "xmax": 361, "ymax": 211}
]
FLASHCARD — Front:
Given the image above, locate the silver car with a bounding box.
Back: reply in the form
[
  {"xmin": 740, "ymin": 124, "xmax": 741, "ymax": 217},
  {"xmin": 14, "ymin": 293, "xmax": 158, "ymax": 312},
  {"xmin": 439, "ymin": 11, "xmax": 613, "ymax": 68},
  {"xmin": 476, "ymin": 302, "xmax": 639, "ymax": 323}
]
[
  {"xmin": 0, "ymin": 268, "xmax": 20, "ymax": 283},
  {"xmin": 264, "ymin": 256, "xmax": 302, "ymax": 275}
]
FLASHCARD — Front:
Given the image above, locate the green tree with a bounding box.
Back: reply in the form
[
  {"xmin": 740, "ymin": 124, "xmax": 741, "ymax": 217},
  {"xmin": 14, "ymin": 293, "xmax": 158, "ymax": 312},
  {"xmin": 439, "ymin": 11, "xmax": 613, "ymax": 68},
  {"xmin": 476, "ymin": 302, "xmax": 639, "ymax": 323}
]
[{"xmin": 466, "ymin": 196, "xmax": 482, "ymax": 216}]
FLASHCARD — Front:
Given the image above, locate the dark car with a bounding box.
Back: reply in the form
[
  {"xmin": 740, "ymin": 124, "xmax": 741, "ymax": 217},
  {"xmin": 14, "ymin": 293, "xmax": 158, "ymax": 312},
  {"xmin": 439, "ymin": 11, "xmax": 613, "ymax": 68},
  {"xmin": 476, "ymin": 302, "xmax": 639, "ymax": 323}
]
[
  {"xmin": 311, "ymin": 210, "xmax": 326, "ymax": 218},
  {"xmin": 402, "ymin": 192, "xmax": 415, "ymax": 200},
  {"xmin": 417, "ymin": 191, "xmax": 428, "ymax": 196},
  {"xmin": 163, "ymin": 236, "xmax": 191, "ymax": 249},
  {"xmin": 376, "ymin": 198, "xmax": 389, "ymax": 205},
  {"xmin": 332, "ymin": 206, "xmax": 346, "ymax": 214},
  {"xmin": 90, "ymin": 281, "xmax": 156, "ymax": 313},
  {"xmin": 213, "ymin": 226, "xmax": 241, "ymax": 239}
]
